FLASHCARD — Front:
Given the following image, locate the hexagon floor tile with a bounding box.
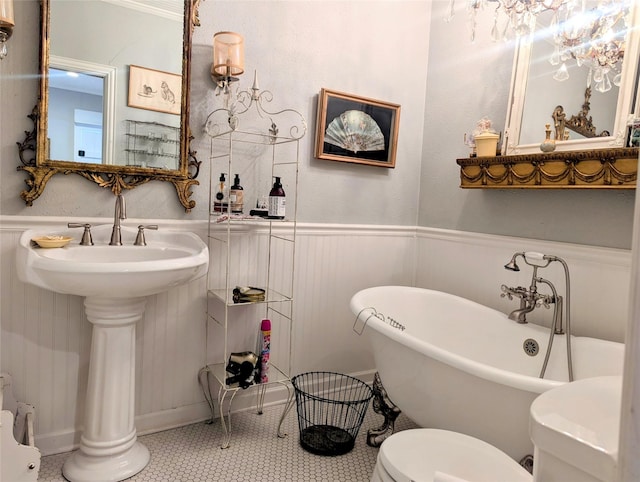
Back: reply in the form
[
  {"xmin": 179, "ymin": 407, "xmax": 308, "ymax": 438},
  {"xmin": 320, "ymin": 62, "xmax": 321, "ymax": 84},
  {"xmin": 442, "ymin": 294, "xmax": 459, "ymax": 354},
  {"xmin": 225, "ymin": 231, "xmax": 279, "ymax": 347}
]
[{"xmin": 38, "ymin": 404, "xmax": 418, "ymax": 481}]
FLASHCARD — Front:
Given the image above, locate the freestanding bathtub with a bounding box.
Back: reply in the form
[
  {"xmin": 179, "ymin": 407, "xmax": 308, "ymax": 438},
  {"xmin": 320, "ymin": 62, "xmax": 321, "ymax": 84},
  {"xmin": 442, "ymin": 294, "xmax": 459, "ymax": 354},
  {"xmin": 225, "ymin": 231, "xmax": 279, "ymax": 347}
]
[{"xmin": 350, "ymin": 286, "xmax": 624, "ymax": 460}]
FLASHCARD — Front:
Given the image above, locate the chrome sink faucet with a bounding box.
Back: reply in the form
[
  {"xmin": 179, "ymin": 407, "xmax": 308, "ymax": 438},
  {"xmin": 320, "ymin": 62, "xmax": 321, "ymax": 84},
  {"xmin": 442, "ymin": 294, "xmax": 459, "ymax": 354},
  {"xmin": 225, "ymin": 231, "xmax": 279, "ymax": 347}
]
[{"xmin": 109, "ymin": 194, "xmax": 127, "ymax": 246}]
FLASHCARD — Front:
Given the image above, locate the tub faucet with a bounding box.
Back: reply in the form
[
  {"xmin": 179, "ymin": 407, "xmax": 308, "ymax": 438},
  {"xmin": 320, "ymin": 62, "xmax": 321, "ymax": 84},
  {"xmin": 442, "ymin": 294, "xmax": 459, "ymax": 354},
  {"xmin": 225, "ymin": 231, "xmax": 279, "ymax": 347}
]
[
  {"xmin": 500, "ymin": 281, "xmax": 550, "ymax": 323},
  {"xmin": 109, "ymin": 194, "xmax": 127, "ymax": 246},
  {"xmin": 502, "ymin": 252, "xmax": 555, "ymax": 323},
  {"xmin": 502, "ymin": 251, "xmax": 574, "ymax": 381},
  {"xmin": 505, "ymin": 290, "xmax": 538, "ymax": 323}
]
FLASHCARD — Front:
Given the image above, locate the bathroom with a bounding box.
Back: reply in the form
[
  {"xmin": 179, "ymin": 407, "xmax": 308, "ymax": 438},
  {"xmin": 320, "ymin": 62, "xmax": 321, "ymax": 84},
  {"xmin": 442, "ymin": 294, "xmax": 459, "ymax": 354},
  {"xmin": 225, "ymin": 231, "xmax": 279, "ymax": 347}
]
[{"xmin": 1, "ymin": 0, "xmax": 639, "ymax": 480}]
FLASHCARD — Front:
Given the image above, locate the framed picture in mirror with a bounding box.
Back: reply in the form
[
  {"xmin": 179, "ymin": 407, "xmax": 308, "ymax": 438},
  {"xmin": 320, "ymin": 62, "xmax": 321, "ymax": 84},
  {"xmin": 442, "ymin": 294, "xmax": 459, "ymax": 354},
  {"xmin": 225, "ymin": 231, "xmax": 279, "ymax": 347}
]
[
  {"xmin": 315, "ymin": 88, "xmax": 400, "ymax": 168},
  {"xmin": 128, "ymin": 65, "xmax": 182, "ymax": 115}
]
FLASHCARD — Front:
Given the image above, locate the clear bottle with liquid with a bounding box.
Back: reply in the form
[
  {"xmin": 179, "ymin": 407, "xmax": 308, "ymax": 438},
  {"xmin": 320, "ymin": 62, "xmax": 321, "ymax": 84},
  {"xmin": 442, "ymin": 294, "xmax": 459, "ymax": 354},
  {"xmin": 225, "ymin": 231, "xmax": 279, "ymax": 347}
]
[{"xmin": 213, "ymin": 173, "xmax": 228, "ymax": 213}]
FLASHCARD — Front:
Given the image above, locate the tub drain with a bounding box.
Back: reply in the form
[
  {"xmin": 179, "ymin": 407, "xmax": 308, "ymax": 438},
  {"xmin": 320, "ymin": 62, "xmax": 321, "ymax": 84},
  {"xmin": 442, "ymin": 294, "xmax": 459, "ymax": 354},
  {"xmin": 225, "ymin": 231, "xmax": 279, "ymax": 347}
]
[{"xmin": 523, "ymin": 338, "xmax": 539, "ymax": 356}]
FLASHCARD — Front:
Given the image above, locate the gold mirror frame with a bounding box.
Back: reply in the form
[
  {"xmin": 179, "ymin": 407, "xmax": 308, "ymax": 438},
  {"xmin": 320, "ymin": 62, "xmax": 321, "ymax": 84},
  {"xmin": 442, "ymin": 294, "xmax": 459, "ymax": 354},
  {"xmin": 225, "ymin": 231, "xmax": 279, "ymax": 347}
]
[{"xmin": 17, "ymin": 0, "xmax": 202, "ymax": 212}]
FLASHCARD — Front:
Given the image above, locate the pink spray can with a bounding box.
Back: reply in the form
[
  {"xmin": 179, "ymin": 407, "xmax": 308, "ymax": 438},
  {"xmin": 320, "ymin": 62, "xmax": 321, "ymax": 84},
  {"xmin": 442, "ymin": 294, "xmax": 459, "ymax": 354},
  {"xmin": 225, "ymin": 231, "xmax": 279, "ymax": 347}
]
[{"xmin": 258, "ymin": 319, "xmax": 271, "ymax": 383}]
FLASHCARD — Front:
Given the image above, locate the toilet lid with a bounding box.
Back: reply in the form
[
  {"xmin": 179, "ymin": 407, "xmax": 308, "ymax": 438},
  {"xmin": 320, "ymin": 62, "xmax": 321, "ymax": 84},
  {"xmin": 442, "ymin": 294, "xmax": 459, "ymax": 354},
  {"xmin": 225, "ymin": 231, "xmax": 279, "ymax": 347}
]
[{"xmin": 378, "ymin": 429, "xmax": 532, "ymax": 482}]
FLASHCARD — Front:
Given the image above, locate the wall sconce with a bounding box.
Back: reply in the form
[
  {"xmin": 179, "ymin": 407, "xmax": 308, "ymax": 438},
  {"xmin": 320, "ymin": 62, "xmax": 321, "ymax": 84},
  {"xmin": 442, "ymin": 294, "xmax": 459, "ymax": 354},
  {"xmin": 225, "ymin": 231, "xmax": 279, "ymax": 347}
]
[
  {"xmin": 0, "ymin": 0, "xmax": 14, "ymax": 60},
  {"xmin": 211, "ymin": 31, "xmax": 245, "ymax": 95}
]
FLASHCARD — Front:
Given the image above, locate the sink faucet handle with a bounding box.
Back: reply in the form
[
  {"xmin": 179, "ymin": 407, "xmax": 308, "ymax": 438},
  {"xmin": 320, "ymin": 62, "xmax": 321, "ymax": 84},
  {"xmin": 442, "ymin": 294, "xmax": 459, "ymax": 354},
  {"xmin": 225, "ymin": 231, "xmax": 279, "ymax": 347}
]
[
  {"xmin": 134, "ymin": 224, "xmax": 159, "ymax": 246},
  {"xmin": 67, "ymin": 223, "xmax": 94, "ymax": 246}
]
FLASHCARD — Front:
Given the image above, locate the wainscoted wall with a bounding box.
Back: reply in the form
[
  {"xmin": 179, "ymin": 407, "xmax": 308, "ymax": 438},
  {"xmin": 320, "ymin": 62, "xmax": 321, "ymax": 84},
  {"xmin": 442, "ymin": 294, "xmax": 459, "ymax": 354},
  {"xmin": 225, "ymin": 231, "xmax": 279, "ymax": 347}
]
[
  {"xmin": 415, "ymin": 229, "xmax": 631, "ymax": 343},
  {"xmin": 0, "ymin": 216, "xmax": 631, "ymax": 456},
  {"xmin": 1, "ymin": 216, "xmax": 210, "ymax": 456}
]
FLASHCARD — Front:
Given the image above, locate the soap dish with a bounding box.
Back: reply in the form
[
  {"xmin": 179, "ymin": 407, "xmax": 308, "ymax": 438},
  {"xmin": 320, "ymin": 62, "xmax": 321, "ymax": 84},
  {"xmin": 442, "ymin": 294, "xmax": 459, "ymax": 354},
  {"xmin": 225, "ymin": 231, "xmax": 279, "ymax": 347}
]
[{"xmin": 31, "ymin": 235, "xmax": 73, "ymax": 248}]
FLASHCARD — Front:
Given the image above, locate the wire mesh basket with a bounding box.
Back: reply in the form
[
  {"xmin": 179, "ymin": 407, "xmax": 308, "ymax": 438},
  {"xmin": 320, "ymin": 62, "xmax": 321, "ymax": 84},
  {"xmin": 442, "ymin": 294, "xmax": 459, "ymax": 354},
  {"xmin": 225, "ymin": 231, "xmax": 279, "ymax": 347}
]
[{"xmin": 291, "ymin": 371, "xmax": 374, "ymax": 456}]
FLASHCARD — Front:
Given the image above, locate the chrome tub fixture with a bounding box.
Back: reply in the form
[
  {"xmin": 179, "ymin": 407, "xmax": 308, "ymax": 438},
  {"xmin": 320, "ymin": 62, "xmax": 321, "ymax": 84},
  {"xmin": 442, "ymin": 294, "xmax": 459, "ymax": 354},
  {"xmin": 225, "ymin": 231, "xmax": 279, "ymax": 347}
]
[{"xmin": 501, "ymin": 251, "xmax": 573, "ymax": 381}]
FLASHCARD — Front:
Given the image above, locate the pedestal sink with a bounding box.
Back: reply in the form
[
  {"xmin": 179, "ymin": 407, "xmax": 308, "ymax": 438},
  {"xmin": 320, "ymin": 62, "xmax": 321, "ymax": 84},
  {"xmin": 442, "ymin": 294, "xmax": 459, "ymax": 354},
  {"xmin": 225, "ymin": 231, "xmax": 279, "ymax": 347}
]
[{"xmin": 16, "ymin": 224, "xmax": 209, "ymax": 482}]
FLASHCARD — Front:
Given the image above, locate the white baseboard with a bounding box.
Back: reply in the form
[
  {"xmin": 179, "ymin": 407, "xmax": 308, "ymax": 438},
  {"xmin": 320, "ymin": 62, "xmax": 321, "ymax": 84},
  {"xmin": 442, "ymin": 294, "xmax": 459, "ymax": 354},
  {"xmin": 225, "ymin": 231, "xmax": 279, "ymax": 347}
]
[{"xmin": 34, "ymin": 369, "xmax": 378, "ymax": 456}]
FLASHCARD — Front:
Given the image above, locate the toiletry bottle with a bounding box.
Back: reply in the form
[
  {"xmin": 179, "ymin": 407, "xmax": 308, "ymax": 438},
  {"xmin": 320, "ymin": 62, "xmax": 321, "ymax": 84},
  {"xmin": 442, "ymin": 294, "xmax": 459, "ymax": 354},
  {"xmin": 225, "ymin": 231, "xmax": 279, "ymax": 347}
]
[
  {"xmin": 256, "ymin": 319, "xmax": 271, "ymax": 383},
  {"xmin": 268, "ymin": 177, "xmax": 285, "ymax": 219},
  {"xmin": 213, "ymin": 173, "xmax": 227, "ymax": 213},
  {"xmin": 539, "ymin": 123, "xmax": 556, "ymax": 153},
  {"xmin": 229, "ymin": 174, "xmax": 244, "ymax": 214}
]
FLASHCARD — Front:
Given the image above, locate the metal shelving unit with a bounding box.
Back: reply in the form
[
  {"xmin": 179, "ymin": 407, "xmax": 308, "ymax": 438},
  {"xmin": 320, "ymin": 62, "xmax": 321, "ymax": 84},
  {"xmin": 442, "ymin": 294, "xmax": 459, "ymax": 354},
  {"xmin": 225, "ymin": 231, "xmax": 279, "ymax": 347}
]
[
  {"xmin": 199, "ymin": 81, "xmax": 306, "ymax": 448},
  {"xmin": 124, "ymin": 120, "xmax": 180, "ymax": 169}
]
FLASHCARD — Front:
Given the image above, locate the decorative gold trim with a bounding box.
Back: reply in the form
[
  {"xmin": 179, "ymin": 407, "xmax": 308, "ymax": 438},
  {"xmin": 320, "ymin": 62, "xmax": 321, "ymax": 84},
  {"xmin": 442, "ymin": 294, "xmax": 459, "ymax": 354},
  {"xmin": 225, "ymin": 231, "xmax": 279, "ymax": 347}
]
[
  {"xmin": 17, "ymin": 0, "xmax": 202, "ymax": 212},
  {"xmin": 18, "ymin": 104, "xmax": 201, "ymax": 211},
  {"xmin": 457, "ymin": 148, "xmax": 639, "ymax": 189}
]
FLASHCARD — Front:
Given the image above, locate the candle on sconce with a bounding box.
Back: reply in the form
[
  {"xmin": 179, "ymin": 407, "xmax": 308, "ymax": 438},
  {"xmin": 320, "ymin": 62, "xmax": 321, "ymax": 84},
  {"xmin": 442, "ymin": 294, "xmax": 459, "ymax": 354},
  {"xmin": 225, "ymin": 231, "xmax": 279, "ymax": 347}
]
[
  {"xmin": 0, "ymin": 0, "xmax": 14, "ymax": 60},
  {"xmin": 212, "ymin": 31, "xmax": 245, "ymax": 79},
  {"xmin": 0, "ymin": 0, "xmax": 14, "ymax": 28}
]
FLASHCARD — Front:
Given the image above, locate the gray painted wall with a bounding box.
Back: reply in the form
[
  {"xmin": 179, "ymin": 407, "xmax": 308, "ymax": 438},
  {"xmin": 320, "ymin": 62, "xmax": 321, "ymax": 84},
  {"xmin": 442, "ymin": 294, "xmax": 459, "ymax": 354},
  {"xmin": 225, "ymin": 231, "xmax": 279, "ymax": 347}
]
[
  {"xmin": 0, "ymin": 0, "xmax": 636, "ymax": 248},
  {"xmin": 418, "ymin": 1, "xmax": 636, "ymax": 248}
]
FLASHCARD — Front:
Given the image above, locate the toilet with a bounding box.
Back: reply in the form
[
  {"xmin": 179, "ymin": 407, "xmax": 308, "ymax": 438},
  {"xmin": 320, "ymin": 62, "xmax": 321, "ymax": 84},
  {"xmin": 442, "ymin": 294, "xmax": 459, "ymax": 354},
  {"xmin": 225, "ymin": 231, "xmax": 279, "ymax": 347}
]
[
  {"xmin": 372, "ymin": 375, "xmax": 621, "ymax": 482},
  {"xmin": 371, "ymin": 429, "xmax": 532, "ymax": 482},
  {"xmin": 529, "ymin": 375, "xmax": 621, "ymax": 482}
]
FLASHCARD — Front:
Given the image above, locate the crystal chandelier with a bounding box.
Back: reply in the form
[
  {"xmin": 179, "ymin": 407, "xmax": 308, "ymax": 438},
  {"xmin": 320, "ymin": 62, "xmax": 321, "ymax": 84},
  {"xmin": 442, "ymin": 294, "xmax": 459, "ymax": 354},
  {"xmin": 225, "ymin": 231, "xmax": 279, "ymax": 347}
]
[
  {"xmin": 448, "ymin": 0, "xmax": 632, "ymax": 93},
  {"xmin": 548, "ymin": 0, "xmax": 629, "ymax": 92}
]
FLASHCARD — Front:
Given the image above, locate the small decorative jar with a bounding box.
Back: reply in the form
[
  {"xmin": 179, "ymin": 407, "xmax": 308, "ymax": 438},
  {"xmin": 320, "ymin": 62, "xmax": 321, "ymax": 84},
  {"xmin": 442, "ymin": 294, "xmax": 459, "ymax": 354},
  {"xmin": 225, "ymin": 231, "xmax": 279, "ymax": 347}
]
[
  {"xmin": 539, "ymin": 123, "xmax": 556, "ymax": 153},
  {"xmin": 474, "ymin": 131, "xmax": 500, "ymax": 157}
]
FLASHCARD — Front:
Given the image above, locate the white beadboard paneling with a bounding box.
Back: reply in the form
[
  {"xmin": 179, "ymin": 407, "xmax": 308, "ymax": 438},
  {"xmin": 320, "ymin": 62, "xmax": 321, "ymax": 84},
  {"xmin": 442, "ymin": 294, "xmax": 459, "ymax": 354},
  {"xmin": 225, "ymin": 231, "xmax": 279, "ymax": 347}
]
[
  {"xmin": 416, "ymin": 227, "xmax": 631, "ymax": 342},
  {"xmin": 291, "ymin": 225, "xmax": 417, "ymax": 376},
  {"xmin": 1, "ymin": 216, "xmax": 632, "ymax": 456},
  {"xmin": 1, "ymin": 216, "xmax": 210, "ymax": 455}
]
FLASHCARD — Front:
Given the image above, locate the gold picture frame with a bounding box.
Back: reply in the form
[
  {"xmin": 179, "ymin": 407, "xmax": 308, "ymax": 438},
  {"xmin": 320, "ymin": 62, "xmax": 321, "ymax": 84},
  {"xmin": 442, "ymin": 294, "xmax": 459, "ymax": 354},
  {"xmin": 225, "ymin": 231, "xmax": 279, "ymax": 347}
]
[
  {"xmin": 127, "ymin": 65, "xmax": 182, "ymax": 115},
  {"xmin": 315, "ymin": 88, "xmax": 400, "ymax": 168}
]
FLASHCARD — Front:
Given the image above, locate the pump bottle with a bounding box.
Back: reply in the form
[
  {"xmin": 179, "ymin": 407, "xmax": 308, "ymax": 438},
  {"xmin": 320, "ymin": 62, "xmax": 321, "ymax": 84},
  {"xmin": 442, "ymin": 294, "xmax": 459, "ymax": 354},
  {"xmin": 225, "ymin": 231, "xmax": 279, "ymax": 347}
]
[
  {"xmin": 268, "ymin": 177, "xmax": 285, "ymax": 219},
  {"xmin": 213, "ymin": 173, "xmax": 228, "ymax": 213},
  {"xmin": 229, "ymin": 174, "xmax": 244, "ymax": 213}
]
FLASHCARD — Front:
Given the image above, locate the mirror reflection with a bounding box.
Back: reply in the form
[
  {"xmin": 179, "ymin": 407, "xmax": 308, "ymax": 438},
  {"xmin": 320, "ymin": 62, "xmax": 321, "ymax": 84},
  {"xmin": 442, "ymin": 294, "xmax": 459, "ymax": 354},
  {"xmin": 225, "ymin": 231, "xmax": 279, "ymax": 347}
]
[
  {"xmin": 18, "ymin": 0, "xmax": 200, "ymax": 211},
  {"xmin": 48, "ymin": 67, "xmax": 105, "ymax": 163},
  {"xmin": 48, "ymin": 0, "xmax": 183, "ymax": 169},
  {"xmin": 505, "ymin": 0, "xmax": 639, "ymax": 155},
  {"xmin": 519, "ymin": 5, "xmax": 622, "ymax": 145}
]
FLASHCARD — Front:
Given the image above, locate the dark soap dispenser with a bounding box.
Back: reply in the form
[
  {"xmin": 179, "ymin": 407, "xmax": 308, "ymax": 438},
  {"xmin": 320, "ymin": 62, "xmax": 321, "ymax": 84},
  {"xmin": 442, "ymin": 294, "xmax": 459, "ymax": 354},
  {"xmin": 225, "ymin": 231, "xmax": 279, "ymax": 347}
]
[
  {"xmin": 268, "ymin": 176, "xmax": 285, "ymax": 219},
  {"xmin": 230, "ymin": 174, "xmax": 244, "ymax": 213}
]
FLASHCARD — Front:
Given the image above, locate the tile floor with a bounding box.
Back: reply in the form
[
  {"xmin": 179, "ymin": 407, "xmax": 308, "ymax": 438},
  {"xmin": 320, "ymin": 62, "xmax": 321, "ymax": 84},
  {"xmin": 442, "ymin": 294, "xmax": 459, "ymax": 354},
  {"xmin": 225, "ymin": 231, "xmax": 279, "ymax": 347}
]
[{"xmin": 38, "ymin": 404, "xmax": 418, "ymax": 481}]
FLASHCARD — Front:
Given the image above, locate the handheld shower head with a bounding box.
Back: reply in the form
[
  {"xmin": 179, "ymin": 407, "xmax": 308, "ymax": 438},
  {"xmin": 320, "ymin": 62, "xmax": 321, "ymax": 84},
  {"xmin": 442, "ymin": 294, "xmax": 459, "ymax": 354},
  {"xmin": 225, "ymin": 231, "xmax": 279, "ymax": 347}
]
[
  {"xmin": 504, "ymin": 253, "xmax": 521, "ymax": 271},
  {"xmin": 504, "ymin": 261, "xmax": 519, "ymax": 271}
]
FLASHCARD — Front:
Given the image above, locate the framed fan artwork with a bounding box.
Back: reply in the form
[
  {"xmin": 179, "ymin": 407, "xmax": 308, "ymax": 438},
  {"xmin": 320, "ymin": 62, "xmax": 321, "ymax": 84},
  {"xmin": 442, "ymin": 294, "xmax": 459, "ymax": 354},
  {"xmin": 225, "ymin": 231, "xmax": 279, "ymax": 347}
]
[{"xmin": 315, "ymin": 89, "xmax": 400, "ymax": 168}]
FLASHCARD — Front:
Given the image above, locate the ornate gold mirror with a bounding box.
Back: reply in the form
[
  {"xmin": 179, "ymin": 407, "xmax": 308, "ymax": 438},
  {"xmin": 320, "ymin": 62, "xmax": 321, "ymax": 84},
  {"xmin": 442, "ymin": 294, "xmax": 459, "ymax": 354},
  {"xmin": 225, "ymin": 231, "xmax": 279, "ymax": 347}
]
[{"xmin": 17, "ymin": 0, "xmax": 201, "ymax": 212}]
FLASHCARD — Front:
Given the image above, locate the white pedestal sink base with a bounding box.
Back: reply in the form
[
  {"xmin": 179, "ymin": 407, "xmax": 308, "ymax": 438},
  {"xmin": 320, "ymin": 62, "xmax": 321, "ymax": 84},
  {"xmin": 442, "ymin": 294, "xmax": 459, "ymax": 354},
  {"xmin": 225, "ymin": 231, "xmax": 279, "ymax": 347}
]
[
  {"xmin": 62, "ymin": 441, "xmax": 150, "ymax": 482},
  {"xmin": 17, "ymin": 225, "xmax": 209, "ymax": 481},
  {"xmin": 63, "ymin": 297, "xmax": 150, "ymax": 482}
]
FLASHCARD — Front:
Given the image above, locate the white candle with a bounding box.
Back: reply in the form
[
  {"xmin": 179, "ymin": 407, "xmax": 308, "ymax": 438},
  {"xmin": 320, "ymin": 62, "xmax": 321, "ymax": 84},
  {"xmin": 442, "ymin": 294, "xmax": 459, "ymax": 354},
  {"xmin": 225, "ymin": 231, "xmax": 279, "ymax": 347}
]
[{"xmin": 0, "ymin": 0, "xmax": 14, "ymax": 27}]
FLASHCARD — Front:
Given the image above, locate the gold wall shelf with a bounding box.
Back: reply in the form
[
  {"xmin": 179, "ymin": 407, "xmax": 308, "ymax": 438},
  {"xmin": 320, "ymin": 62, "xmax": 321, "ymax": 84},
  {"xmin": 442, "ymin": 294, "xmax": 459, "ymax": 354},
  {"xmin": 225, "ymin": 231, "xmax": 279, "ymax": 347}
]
[{"xmin": 457, "ymin": 148, "xmax": 639, "ymax": 189}]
